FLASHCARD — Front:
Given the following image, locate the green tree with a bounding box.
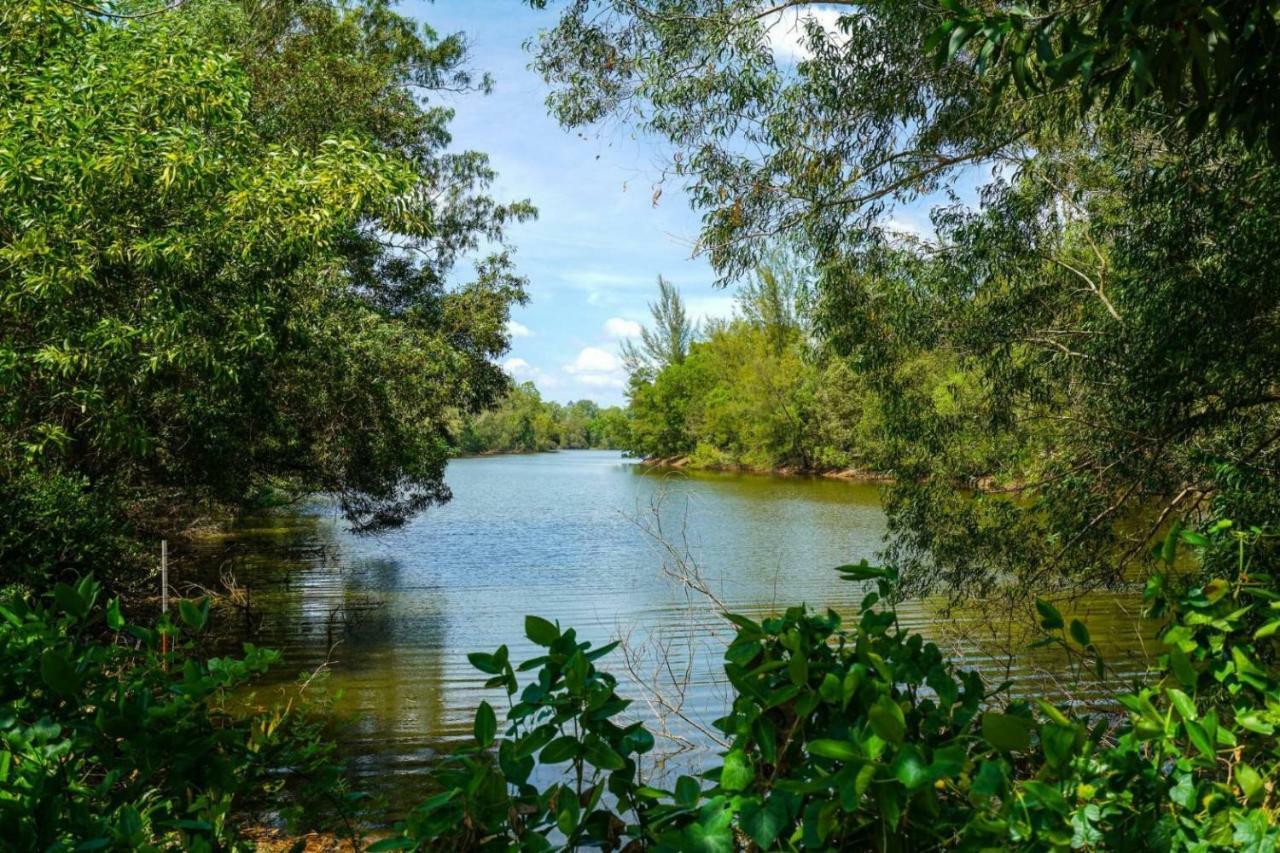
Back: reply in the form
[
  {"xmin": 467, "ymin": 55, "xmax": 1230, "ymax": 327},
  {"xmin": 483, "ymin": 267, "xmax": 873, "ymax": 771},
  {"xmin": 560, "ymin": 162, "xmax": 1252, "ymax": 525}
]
[
  {"xmin": 937, "ymin": 0, "xmax": 1280, "ymax": 154},
  {"xmin": 532, "ymin": 0, "xmax": 1280, "ymax": 597},
  {"xmin": 456, "ymin": 383, "xmax": 627, "ymax": 453},
  {"xmin": 620, "ymin": 275, "xmax": 696, "ymax": 378},
  {"xmin": 0, "ymin": 0, "xmax": 533, "ymax": 580}
]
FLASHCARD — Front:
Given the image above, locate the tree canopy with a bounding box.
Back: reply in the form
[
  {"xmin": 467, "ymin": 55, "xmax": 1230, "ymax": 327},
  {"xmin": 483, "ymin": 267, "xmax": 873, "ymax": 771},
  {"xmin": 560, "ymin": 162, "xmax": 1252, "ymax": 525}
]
[
  {"xmin": 534, "ymin": 0, "xmax": 1280, "ymax": 595},
  {"xmin": 1, "ymin": 0, "xmax": 533, "ymax": 581}
]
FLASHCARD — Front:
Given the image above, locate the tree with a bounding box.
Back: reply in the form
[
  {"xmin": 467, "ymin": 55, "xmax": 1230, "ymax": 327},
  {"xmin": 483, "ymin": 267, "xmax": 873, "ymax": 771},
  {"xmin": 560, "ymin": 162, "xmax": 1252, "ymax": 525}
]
[
  {"xmin": 620, "ymin": 276, "xmax": 696, "ymax": 379},
  {"xmin": 935, "ymin": 0, "xmax": 1280, "ymax": 155},
  {"xmin": 0, "ymin": 0, "xmax": 533, "ymax": 581},
  {"xmin": 531, "ymin": 0, "xmax": 1280, "ymax": 597},
  {"xmin": 738, "ymin": 250, "xmax": 811, "ymax": 355},
  {"xmin": 529, "ymin": 0, "xmax": 1025, "ymax": 280}
]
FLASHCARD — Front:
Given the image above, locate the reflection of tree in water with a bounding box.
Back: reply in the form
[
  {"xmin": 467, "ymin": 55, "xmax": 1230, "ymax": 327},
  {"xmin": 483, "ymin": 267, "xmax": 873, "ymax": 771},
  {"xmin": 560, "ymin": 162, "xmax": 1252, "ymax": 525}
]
[
  {"xmin": 332, "ymin": 555, "xmax": 450, "ymax": 806},
  {"xmin": 185, "ymin": 515, "xmax": 452, "ymax": 812}
]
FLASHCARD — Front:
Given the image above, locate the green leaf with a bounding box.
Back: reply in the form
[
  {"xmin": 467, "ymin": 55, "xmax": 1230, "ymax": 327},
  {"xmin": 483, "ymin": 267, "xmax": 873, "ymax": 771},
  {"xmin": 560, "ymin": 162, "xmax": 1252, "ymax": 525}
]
[
  {"xmin": 946, "ymin": 22, "xmax": 974, "ymax": 62},
  {"xmin": 675, "ymin": 774, "xmax": 701, "ymax": 806},
  {"xmin": 1036, "ymin": 700, "xmax": 1071, "ymax": 727},
  {"xmin": 679, "ymin": 802, "xmax": 735, "ymax": 853},
  {"xmin": 1254, "ymin": 618, "xmax": 1280, "ymax": 639},
  {"xmin": 1169, "ymin": 772, "xmax": 1196, "ymax": 809},
  {"xmin": 540, "ymin": 735, "xmax": 579, "ymax": 764},
  {"xmin": 720, "ymin": 748, "xmax": 754, "ymax": 792},
  {"xmin": 40, "ymin": 650, "xmax": 79, "ymax": 695},
  {"xmin": 869, "ymin": 695, "xmax": 905, "ymax": 745},
  {"xmin": 53, "ymin": 583, "xmax": 89, "ymax": 619},
  {"xmin": 788, "ymin": 653, "xmax": 809, "ymax": 687},
  {"xmin": 1167, "ymin": 644, "xmax": 1197, "ymax": 688},
  {"xmin": 981, "ymin": 712, "xmax": 1032, "ymax": 752},
  {"xmin": 891, "ymin": 744, "xmax": 931, "ymax": 791},
  {"xmin": 582, "ymin": 735, "xmax": 625, "ymax": 770},
  {"xmin": 178, "ymin": 597, "xmax": 208, "ymax": 631},
  {"xmin": 970, "ymin": 760, "xmax": 1006, "ymax": 800},
  {"xmin": 1069, "ymin": 618, "xmax": 1090, "ymax": 647},
  {"xmin": 834, "ymin": 560, "xmax": 890, "ymax": 580},
  {"xmin": 808, "ymin": 738, "xmax": 859, "ymax": 761},
  {"xmin": 0, "ymin": 606, "xmax": 21, "ymax": 628},
  {"xmin": 739, "ymin": 793, "xmax": 794, "ymax": 849},
  {"xmin": 1041, "ymin": 723, "xmax": 1078, "ymax": 769},
  {"xmin": 106, "ymin": 598, "xmax": 124, "ymax": 631},
  {"xmin": 1236, "ymin": 712, "xmax": 1274, "ymax": 736},
  {"xmin": 1166, "ymin": 688, "xmax": 1196, "ymax": 722},
  {"xmin": 473, "ymin": 700, "xmax": 496, "ymax": 748},
  {"xmin": 1183, "ymin": 719, "xmax": 1215, "ymax": 760},
  {"xmin": 556, "ymin": 789, "xmax": 580, "ymax": 835},
  {"xmin": 467, "ymin": 651, "xmax": 501, "ymax": 674},
  {"xmin": 1035, "ymin": 599, "xmax": 1064, "ymax": 630},
  {"xmin": 1236, "ymin": 762, "xmax": 1263, "ymax": 803},
  {"xmin": 524, "ymin": 615, "xmax": 559, "ymax": 646}
]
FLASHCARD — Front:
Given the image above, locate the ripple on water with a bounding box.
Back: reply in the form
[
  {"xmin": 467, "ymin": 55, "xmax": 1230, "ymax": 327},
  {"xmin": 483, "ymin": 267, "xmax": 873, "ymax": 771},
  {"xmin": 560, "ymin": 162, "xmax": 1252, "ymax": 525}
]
[{"xmin": 184, "ymin": 450, "xmax": 1155, "ymax": 810}]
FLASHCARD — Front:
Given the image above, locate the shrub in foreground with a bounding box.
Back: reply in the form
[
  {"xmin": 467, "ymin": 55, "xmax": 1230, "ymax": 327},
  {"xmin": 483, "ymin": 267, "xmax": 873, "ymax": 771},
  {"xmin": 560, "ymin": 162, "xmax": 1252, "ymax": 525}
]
[
  {"xmin": 0, "ymin": 577, "xmax": 350, "ymax": 851},
  {"xmin": 375, "ymin": 523, "xmax": 1279, "ymax": 851},
  {"xmin": 3, "ymin": 522, "xmax": 1276, "ymax": 850}
]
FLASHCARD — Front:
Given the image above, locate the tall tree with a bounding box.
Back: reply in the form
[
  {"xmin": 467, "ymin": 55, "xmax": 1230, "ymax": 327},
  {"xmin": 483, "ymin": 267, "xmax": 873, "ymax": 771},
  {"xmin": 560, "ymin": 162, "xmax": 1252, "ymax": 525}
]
[
  {"xmin": 620, "ymin": 276, "xmax": 696, "ymax": 378},
  {"xmin": 738, "ymin": 251, "xmax": 810, "ymax": 355},
  {"xmin": 0, "ymin": 0, "xmax": 533, "ymax": 581},
  {"xmin": 531, "ymin": 0, "xmax": 1280, "ymax": 596}
]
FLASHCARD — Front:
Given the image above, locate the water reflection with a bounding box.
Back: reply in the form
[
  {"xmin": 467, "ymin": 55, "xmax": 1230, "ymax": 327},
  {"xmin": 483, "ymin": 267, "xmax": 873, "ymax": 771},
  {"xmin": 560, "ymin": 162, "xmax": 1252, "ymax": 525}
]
[{"xmin": 186, "ymin": 450, "xmax": 1154, "ymax": 808}]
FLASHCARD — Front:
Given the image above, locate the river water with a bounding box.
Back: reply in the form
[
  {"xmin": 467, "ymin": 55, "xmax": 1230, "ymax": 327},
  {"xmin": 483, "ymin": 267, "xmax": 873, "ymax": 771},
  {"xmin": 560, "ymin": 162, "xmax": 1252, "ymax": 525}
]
[{"xmin": 188, "ymin": 450, "xmax": 1153, "ymax": 804}]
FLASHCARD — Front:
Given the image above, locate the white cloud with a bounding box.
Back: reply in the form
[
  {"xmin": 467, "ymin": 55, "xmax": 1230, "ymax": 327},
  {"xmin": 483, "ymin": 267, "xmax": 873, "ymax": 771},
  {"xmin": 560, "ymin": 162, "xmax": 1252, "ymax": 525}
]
[
  {"xmin": 603, "ymin": 317, "xmax": 643, "ymax": 339},
  {"xmin": 502, "ymin": 357, "xmax": 561, "ymax": 388},
  {"xmin": 561, "ymin": 270, "xmax": 654, "ymax": 289},
  {"xmin": 882, "ymin": 216, "xmax": 926, "ymax": 238},
  {"xmin": 566, "ymin": 346, "xmax": 621, "ymax": 374},
  {"xmin": 502, "ymin": 357, "xmax": 530, "ymax": 373},
  {"xmin": 559, "ymin": 269, "xmax": 657, "ymax": 308},
  {"xmin": 505, "ymin": 320, "xmax": 534, "ymax": 338},
  {"xmin": 563, "ymin": 346, "xmax": 627, "ymax": 389},
  {"xmin": 761, "ymin": 5, "xmax": 849, "ymax": 63}
]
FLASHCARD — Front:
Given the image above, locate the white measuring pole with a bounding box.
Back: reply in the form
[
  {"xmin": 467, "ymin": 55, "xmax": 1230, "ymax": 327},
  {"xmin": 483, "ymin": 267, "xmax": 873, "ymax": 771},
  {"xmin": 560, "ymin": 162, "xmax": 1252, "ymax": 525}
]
[{"xmin": 161, "ymin": 539, "xmax": 169, "ymax": 615}]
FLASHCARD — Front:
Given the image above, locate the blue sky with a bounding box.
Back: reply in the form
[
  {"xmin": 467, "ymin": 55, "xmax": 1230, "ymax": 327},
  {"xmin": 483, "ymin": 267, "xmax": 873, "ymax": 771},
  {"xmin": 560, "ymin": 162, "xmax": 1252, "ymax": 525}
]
[
  {"xmin": 414, "ymin": 1, "xmax": 977, "ymax": 405},
  {"xmin": 413, "ymin": 0, "xmax": 726, "ymax": 406}
]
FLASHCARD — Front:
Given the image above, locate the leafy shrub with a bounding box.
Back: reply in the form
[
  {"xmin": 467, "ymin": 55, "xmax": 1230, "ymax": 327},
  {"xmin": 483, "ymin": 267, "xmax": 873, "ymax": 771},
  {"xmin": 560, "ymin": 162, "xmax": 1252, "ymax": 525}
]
[
  {"xmin": 0, "ymin": 467, "xmax": 137, "ymax": 591},
  {"xmin": 375, "ymin": 524, "xmax": 1279, "ymax": 851},
  {"xmin": 0, "ymin": 576, "xmax": 351, "ymax": 851}
]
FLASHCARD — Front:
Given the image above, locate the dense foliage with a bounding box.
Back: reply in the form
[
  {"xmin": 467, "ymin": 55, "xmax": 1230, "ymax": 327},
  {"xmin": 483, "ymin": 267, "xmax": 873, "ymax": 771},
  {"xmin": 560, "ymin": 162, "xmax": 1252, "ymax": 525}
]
[
  {"xmin": 0, "ymin": 577, "xmax": 348, "ymax": 849},
  {"xmin": 453, "ymin": 383, "xmax": 629, "ymax": 455},
  {"xmin": 622, "ymin": 267, "xmax": 881, "ymax": 474},
  {"xmin": 0, "ymin": 0, "xmax": 533, "ymax": 585},
  {"xmin": 6, "ymin": 0, "xmax": 1280, "ymax": 849},
  {"xmin": 530, "ymin": 0, "xmax": 1280, "ymax": 596},
  {"xmin": 936, "ymin": 0, "xmax": 1280, "ymax": 154},
  {"xmin": 373, "ymin": 523, "xmax": 1280, "ymax": 851}
]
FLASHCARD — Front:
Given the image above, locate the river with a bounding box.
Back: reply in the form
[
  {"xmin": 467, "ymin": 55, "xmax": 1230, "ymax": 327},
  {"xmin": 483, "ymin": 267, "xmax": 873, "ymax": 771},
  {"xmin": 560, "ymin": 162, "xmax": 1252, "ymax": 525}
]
[{"xmin": 188, "ymin": 450, "xmax": 1153, "ymax": 806}]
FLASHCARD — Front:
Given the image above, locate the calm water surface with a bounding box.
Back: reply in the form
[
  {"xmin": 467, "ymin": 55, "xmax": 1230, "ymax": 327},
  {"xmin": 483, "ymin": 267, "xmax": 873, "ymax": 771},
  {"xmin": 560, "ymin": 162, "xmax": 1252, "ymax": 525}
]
[{"xmin": 189, "ymin": 451, "xmax": 1152, "ymax": 801}]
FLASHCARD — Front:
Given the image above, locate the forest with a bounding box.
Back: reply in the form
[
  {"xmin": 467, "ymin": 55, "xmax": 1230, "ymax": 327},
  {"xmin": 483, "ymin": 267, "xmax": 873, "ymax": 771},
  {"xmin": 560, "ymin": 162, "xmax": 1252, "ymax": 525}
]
[
  {"xmin": 2, "ymin": 0, "xmax": 1279, "ymax": 850},
  {"xmin": 453, "ymin": 385, "xmax": 629, "ymax": 455}
]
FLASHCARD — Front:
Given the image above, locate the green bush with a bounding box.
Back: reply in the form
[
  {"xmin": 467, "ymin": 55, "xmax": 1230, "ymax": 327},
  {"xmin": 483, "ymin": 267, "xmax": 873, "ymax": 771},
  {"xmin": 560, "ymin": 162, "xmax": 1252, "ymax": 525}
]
[
  {"xmin": 5, "ymin": 522, "xmax": 1275, "ymax": 850},
  {"xmin": 0, "ymin": 467, "xmax": 137, "ymax": 591},
  {"xmin": 375, "ymin": 522, "xmax": 1279, "ymax": 851},
  {"xmin": 0, "ymin": 576, "xmax": 352, "ymax": 851}
]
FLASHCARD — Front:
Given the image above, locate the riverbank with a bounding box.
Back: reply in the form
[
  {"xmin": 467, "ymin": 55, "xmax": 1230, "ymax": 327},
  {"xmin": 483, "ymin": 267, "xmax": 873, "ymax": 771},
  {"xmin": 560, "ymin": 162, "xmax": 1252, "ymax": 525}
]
[
  {"xmin": 451, "ymin": 446, "xmax": 621, "ymax": 459},
  {"xmin": 639, "ymin": 455, "xmax": 894, "ymax": 483}
]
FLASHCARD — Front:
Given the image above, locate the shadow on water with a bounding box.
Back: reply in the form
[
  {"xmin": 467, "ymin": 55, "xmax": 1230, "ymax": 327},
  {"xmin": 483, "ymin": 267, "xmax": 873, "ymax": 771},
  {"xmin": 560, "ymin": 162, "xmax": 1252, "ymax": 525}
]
[{"xmin": 181, "ymin": 450, "xmax": 1155, "ymax": 813}]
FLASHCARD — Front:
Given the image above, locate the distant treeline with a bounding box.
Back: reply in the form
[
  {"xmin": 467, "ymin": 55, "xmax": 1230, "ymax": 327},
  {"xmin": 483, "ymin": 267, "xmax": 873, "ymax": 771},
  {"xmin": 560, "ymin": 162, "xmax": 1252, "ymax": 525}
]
[{"xmin": 453, "ymin": 383, "xmax": 629, "ymax": 454}]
